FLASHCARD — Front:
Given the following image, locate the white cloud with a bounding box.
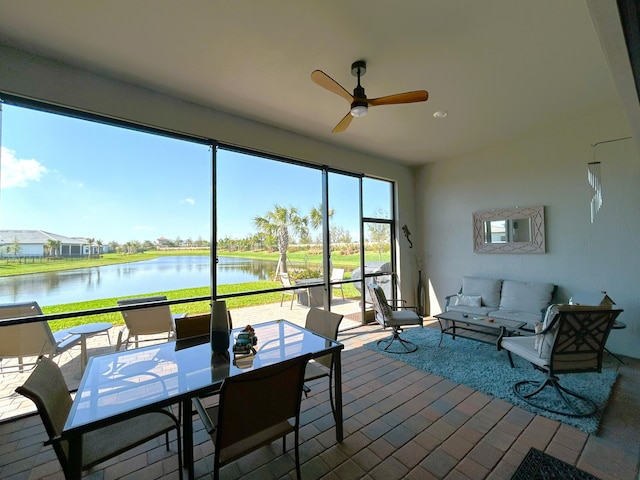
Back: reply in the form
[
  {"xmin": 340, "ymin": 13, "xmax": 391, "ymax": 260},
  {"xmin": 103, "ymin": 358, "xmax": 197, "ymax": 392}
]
[
  {"xmin": 1, "ymin": 147, "xmax": 48, "ymax": 188},
  {"xmin": 181, "ymin": 198, "xmax": 195, "ymax": 205}
]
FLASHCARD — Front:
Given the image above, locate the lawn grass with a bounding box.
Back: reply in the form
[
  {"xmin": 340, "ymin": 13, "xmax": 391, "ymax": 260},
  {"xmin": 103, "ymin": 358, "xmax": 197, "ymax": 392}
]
[
  {"xmin": 3, "ymin": 249, "xmax": 368, "ymax": 332},
  {"xmin": 44, "ymin": 280, "xmax": 361, "ymax": 332}
]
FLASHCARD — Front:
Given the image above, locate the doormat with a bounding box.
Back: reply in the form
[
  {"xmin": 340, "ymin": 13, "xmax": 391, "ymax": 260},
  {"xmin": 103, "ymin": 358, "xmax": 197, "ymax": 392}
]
[{"xmin": 511, "ymin": 447, "xmax": 601, "ymax": 479}]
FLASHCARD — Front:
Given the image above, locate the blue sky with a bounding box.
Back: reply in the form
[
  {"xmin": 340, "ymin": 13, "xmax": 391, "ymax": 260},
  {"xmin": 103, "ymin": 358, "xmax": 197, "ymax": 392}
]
[{"xmin": 1, "ymin": 104, "xmax": 389, "ymax": 244}]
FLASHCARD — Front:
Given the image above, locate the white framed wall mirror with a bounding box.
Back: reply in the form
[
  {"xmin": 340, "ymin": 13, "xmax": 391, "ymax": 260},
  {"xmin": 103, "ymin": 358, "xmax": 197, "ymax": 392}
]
[{"xmin": 473, "ymin": 206, "xmax": 545, "ymax": 253}]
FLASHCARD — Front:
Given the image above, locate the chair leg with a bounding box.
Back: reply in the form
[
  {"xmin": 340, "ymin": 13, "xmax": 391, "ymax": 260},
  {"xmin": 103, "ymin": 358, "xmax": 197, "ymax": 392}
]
[
  {"xmin": 294, "ymin": 430, "xmax": 301, "ymax": 480},
  {"xmin": 377, "ymin": 326, "xmax": 418, "ymax": 354},
  {"xmin": 513, "ymin": 374, "xmax": 597, "ymax": 417},
  {"xmin": 280, "ymin": 292, "xmax": 285, "ymax": 307}
]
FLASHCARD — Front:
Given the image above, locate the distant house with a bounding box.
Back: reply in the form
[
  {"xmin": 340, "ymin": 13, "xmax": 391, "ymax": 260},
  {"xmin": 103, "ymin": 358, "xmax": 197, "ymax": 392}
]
[
  {"xmin": 0, "ymin": 230, "xmax": 105, "ymax": 257},
  {"xmin": 156, "ymin": 237, "xmax": 171, "ymax": 247}
]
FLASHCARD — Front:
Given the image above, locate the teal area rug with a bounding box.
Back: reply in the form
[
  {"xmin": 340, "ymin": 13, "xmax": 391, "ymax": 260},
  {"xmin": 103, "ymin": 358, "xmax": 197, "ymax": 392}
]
[{"xmin": 364, "ymin": 327, "xmax": 618, "ymax": 434}]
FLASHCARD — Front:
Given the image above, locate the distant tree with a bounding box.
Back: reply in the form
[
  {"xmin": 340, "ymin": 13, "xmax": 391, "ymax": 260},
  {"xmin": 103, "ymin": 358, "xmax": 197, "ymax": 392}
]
[
  {"xmin": 86, "ymin": 238, "xmax": 95, "ymax": 257},
  {"xmin": 367, "ymin": 210, "xmax": 390, "ymax": 260},
  {"xmin": 308, "ymin": 204, "xmax": 335, "ymax": 242},
  {"xmin": 253, "ymin": 204, "xmax": 308, "ymax": 274},
  {"xmin": 45, "ymin": 239, "xmax": 61, "ymax": 257},
  {"xmin": 96, "ymin": 239, "xmax": 103, "ymax": 255},
  {"xmin": 8, "ymin": 237, "xmax": 21, "ymax": 256},
  {"xmin": 330, "ymin": 225, "xmax": 352, "ymax": 244}
]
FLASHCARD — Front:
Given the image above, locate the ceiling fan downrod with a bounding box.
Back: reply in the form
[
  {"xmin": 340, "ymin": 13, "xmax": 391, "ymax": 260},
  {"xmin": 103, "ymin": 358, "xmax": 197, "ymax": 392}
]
[{"xmin": 350, "ymin": 61, "xmax": 368, "ymax": 117}]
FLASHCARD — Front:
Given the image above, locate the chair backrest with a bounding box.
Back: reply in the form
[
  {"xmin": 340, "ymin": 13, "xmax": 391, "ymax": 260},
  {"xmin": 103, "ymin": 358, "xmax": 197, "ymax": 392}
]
[
  {"xmin": 216, "ymin": 354, "xmax": 310, "ymax": 460},
  {"xmin": 117, "ymin": 296, "xmax": 175, "ymax": 336},
  {"xmin": 541, "ymin": 305, "xmax": 623, "ymax": 374},
  {"xmin": 15, "ymin": 356, "xmax": 73, "ymax": 473},
  {"xmin": 367, "ymin": 283, "xmax": 393, "ymax": 328},
  {"xmin": 330, "ymin": 268, "xmax": 344, "ymax": 282},
  {"xmin": 175, "ymin": 311, "xmax": 234, "ymax": 340},
  {"xmin": 304, "ymin": 308, "xmax": 344, "ymax": 369},
  {"xmin": 0, "ymin": 301, "xmax": 56, "ymax": 358},
  {"xmin": 280, "ymin": 272, "xmax": 294, "ymax": 288}
]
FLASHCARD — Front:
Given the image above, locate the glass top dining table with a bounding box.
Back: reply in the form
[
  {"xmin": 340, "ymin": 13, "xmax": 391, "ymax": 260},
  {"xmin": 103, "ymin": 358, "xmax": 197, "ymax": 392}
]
[{"xmin": 63, "ymin": 319, "xmax": 344, "ymax": 480}]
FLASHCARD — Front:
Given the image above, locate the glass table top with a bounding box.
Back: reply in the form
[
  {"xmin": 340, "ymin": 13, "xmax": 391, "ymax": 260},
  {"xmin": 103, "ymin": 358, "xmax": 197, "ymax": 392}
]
[{"xmin": 64, "ymin": 319, "xmax": 342, "ymax": 433}]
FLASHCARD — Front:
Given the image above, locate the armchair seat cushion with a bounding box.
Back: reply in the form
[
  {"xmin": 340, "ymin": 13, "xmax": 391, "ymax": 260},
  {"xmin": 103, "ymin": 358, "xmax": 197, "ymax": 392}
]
[
  {"xmin": 388, "ymin": 310, "xmax": 423, "ymax": 327},
  {"xmin": 500, "ymin": 336, "xmax": 546, "ymax": 366}
]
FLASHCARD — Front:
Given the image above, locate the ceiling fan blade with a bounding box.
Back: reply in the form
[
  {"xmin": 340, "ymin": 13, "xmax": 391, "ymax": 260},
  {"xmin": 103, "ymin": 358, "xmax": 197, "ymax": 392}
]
[
  {"xmin": 332, "ymin": 112, "xmax": 354, "ymax": 133},
  {"xmin": 367, "ymin": 90, "xmax": 429, "ymax": 106},
  {"xmin": 311, "ymin": 70, "xmax": 354, "ymax": 103}
]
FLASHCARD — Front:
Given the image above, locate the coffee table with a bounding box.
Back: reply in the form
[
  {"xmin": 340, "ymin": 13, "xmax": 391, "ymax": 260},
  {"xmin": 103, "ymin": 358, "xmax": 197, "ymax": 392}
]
[{"xmin": 434, "ymin": 311, "xmax": 526, "ymax": 347}]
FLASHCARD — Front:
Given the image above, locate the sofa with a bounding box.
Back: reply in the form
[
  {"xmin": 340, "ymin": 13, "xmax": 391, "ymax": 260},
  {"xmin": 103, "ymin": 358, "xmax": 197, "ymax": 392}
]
[{"xmin": 445, "ymin": 276, "xmax": 556, "ymax": 330}]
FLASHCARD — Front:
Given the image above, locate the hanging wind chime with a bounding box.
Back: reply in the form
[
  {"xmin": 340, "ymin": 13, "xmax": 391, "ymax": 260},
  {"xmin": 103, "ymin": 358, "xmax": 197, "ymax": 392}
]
[{"xmin": 587, "ymin": 161, "xmax": 602, "ymax": 224}]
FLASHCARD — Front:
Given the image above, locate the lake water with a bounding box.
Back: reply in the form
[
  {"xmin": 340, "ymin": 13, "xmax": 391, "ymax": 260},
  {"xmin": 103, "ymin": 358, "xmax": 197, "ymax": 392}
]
[{"xmin": 0, "ymin": 256, "xmax": 278, "ymax": 306}]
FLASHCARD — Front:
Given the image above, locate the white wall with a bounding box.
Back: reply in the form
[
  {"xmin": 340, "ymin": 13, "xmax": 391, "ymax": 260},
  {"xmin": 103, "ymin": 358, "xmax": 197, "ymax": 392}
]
[
  {"xmin": 417, "ymin": 105, "xmax": 640, "ymax": 358},
  {"xmin": 0, "ymin": 45, "xmax": 419, "ymax": 300}
]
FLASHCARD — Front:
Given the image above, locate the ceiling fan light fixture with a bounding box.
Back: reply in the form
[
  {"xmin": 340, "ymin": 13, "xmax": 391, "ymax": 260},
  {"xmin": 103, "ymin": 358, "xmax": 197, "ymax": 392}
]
[
  {"xmin": 350, "ymin": 98, "xmax": 369, "ymax": 117},
  {"xmin": 350, "ymin": 104, "xmax": 368, "ymax": 117}
]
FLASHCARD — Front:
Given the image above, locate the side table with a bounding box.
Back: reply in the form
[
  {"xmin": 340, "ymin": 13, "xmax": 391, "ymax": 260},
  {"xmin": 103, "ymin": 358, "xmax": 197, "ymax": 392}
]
[
  {"xmin": 69, "ymin": 322, "xmax": 113, "ymax": 374},
  {"xmin": 607, "ymin": 321, "xmax": 626, "ymax": 364}
]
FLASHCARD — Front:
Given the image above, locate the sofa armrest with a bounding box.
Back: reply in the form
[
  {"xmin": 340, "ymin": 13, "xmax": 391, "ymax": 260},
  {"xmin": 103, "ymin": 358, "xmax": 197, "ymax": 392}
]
[{"xmin": 444, "ymin": 294, "xmax": 457, "ymax": 310}]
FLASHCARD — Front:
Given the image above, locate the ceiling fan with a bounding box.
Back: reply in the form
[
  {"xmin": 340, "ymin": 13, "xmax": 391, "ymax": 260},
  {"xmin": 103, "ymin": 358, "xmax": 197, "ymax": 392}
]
[{"xmin": 311, "ymin": 60, "xmax": 429, "ymax": 133}]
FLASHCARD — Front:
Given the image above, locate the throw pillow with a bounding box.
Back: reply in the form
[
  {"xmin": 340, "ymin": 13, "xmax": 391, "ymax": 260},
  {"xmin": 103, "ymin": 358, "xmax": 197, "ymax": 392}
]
[
  {"xmin": 455, "ymin": 294, "xmax": 482, "ymax": 307},
  {"xmin": 538, "ymin": 304, "xmax": 561, "ymax": 357},
  {"xmin": 534, "ymin": 322, "xmax": 543, "ymax": 350}
]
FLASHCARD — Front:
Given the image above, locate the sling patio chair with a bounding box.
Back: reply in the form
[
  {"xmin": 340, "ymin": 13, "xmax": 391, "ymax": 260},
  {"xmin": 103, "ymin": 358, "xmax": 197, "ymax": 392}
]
[
  {"xmin": 0, "ymin": 301, "xmax": 81, "ymax": 373},
  {"xmin": 116, "ymin": 295, "xmax": 186, "ymax": 350},
  {"xmin": 16, "ymin": 356, "xmax": 182, "ymax": 479},
  {"xmin": 279, "ymin": 273, "xmax": 310, "ymax": 309},
  {"xmin": 330, "ymin": 268, "xmax": 345, "ymax": 301},
  {"xmin": 367, "ymin": 283, "xmax": 423, "ymax": 354},
  {"xmin": 302, "ymin": 308, "xmax": 344, "ymax": 419},
  {"xmin": 193, "ymin": 354, "xmax": 311, "ymax": 480},
  {"xmin": 498, "ymin": 304, "xmax": 623, "ymax": 417}
]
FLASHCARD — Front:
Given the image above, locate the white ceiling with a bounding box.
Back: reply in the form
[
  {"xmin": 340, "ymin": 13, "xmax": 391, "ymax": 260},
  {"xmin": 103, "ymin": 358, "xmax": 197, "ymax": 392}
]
[{"xmin": 0, "ymin": 0, "xmax": 631, "ymax": 165}]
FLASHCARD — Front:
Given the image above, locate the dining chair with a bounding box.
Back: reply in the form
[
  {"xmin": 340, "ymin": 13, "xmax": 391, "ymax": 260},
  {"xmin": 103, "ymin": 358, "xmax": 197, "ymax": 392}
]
[
  {"xmin": 193, "ymin": 354, "xmax": 311, "ymax": 480},
  {"xmin": 174, "ymin": 310, "xmax": 234, "ymax": 340},
  {"xmin": 367, "ymin": 283, "xmax": 423, "ymax": 353},
  {"xmin": 116, "ymin": 295, "xmax": 185, "ymax": 350},
  {"xmin": 499, "ymin": 304, "xmax": 623, "ymax": 417},
  {"xmin": 279, "ymin": 273, "xmax": 309, "ymax": 309},
  {"xmin": 0, "ymin": 301, "xmax": 81, "ymax": 373},
  {"xmin": 303, "ymin": 308, "xmax": 343, "ymax": 419},
  {"xmin": 330, "ymin": 268, "xmax": 345, "ymax": 301},
  {"xmin": 15, "ymin": 356, "xmax": 183, "ymax": 480}
]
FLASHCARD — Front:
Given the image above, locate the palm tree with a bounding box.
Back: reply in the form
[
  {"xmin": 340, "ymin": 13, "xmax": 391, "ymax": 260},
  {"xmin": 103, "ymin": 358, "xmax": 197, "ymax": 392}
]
[
  {"xmin": 96, "ymin": 239, "xmax": 103, "ymax": 256},
  {"xmin": 253, "ymin": 204, "xmax": 308, "ymax": 275},
  {"xmin": 45, "ymin": 239, "xmax": 59, "ymax": 257},
  {"xmin": 86, "ymin": 238, "xmax": 95, "ymax": 257}
]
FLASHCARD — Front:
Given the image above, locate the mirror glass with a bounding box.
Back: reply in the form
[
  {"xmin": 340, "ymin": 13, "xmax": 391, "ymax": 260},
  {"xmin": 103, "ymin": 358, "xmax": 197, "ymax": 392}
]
[
  {"xmin": 485, "ymin": 218, "xmax": 532, "ymax": 243},
  {"xmin": 473, "ymin": 206, "xmax": 545, "ymax": 254}
]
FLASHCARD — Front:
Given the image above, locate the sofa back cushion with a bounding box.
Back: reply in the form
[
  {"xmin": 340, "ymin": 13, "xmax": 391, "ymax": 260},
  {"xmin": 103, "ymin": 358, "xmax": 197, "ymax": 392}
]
[
  {"xmin": 500, "ymin": 280, "xmax": 554, "ymax": 314},
  {"xmin": 461, "ymin": 276, "xmax": 502, "ymax": 308}
]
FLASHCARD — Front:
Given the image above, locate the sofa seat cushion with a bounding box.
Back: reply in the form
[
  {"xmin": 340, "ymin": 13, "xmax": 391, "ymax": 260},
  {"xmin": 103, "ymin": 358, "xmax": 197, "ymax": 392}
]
[
  {"xmin": 489, "ymin": 309, "xmax": 541, "ymax": 330},
  {"xmin": 499, "ymin": 280, "xmax": 554, "ymax": 315},
  {"xmin": 447, "ymin": 305, "xmax": 494, "ymax": 316},
  {"xmin": 461, "ymin": 276, "xmax": 503, "ymax": 308}
]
